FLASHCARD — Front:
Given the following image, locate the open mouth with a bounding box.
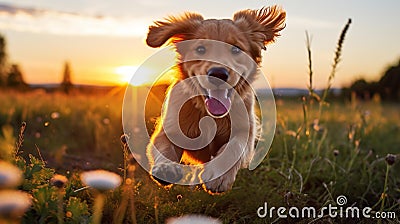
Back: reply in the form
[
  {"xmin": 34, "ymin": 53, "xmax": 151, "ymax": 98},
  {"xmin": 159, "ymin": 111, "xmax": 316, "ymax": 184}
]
[{"xmin": 203, "ymin": 88, "xmax": 233, "ymax": 118}]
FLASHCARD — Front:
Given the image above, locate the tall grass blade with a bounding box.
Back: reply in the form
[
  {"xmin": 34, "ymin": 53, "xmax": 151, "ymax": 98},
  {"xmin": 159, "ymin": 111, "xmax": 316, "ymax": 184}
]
[{"xmin": 320, "ymin": 18, "xmax": 352, "ymax": 108}]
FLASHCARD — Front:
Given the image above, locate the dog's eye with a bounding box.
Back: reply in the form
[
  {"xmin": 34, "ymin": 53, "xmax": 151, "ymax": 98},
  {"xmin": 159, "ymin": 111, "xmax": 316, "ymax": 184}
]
[
  {"xmin": 231, "ymin": 46, "xmax": 242, "ymax": 55},
  {"xmin": 196, "ymin": 46, "xmax": 206, "ymax": 55}
]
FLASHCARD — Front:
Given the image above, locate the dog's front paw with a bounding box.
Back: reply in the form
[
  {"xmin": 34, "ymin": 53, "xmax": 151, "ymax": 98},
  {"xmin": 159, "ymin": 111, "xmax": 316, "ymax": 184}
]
[
  {"xmin": 203, "ymin": 174, "xmax": 235, "ymax": 193},
  {"xmin": 151, "ymin": 163, "xmax": 183, "ymax": 186},
  {"xmin": 202, "ymin": 168, "xmax": 237, "ymax": 193}
]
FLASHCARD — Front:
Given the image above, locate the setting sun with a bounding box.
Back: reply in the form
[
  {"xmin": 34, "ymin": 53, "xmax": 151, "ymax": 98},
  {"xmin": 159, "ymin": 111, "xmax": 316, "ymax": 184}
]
[
  {"xmin": 114, "ymin": 65, "xmax": 146, "ymax": 86},
  {"xmin": 114, "ymin": 65, "xmax": 174, "ymax": 86}
]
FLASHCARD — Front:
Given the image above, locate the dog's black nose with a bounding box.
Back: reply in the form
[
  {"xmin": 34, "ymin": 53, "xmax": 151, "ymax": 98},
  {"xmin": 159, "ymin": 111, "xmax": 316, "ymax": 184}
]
[{"xmin": 207, "ymin": 67, "xmax": 229, "ymax": 85}]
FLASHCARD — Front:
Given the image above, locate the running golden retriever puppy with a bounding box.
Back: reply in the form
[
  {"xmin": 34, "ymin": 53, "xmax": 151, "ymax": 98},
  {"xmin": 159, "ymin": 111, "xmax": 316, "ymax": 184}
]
[{"xmin": 146, "ymin": 5, "xmax": 285, "ymax": 193}]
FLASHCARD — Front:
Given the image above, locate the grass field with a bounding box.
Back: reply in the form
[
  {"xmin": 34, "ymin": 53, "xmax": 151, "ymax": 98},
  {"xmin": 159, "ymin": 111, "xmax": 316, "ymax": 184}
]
[{"xmin": 0, "ymin": 87, "xmax": 399, "ymax": 223}]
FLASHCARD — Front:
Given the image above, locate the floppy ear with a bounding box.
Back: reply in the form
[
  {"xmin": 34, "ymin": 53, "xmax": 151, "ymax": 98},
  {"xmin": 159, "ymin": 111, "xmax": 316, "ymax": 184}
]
[
  {"xmin": 233, "ymin": 5, "xmax": 286, "ymax": 50},
  {"xmin": 146, "ymin": 13, "xmax": 204, "ymax": 48}
]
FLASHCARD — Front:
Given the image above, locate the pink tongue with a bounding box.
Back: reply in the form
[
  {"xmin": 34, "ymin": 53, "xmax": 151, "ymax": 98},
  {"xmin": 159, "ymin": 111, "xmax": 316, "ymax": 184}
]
[{"xmin": 205, "ymin": 89, "xmax": 231, "ymax": 117}]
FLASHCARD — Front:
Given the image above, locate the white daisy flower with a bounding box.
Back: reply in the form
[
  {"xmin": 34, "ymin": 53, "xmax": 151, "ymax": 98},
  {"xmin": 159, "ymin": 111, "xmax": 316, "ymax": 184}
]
[
  {"xmin": 0, "ymin": 190, "xmax": 32, "ymax": 217},
  {"xmin": 166, "ymin": 214, "xmax": 221, "ymax": 224},
  {"xmin": 80, "ymin": 170, "xmax": 122, "ymax": 191},
  {"xmin": 0, "ymin": 161, "xmax": 23, "ymax": 189}
]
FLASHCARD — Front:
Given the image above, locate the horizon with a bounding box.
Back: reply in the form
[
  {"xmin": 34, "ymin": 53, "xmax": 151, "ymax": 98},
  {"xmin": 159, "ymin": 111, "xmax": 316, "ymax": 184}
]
[
  {"xmin": 27, "ymin": 82, "xmax": 345, "ymax": 92},
  {"xmin": 1, "ymin": 0, "xmax": 400, "ymax": 88}
]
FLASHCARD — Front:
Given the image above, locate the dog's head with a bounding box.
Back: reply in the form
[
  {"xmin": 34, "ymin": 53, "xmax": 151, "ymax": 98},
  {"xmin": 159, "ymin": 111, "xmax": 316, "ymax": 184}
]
[{"xmin": 146, "ymin": 6, "xmax": 286, "ymax": 118}]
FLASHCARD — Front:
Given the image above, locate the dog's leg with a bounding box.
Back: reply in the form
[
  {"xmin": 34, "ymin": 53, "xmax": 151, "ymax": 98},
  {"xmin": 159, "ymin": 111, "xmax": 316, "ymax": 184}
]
[
  {"xmin": 201, "ymin": 134, "xmax": 250, "ymax": 193},
  {"xmin": 201, "ymin": 139, "xmax": 242, "ymax": 193},
  {"xmin": 201, "ymin": 98, "xmax": 257, "ymax": 193},
  {"xmin": 201, "ymin": 103, "xmax": 256, "ymax": 193},
  {"xmin": 147, "ymin": 129, "xmax": 183, "ymax": 186}
]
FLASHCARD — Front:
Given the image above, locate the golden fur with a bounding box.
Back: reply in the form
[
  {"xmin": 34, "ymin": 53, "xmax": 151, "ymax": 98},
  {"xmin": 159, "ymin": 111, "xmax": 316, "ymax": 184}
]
[{"xmin": 146, "ymin": 6, "xmax": 286, "ymax": 193}]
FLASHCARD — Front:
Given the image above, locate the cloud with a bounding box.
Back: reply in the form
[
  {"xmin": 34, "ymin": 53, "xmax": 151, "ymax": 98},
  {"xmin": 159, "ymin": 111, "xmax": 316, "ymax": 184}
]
[
  {"xmin": 288, "ymin": 15, "xmax": 338, "ymax": 29},
  {"xmin": 0, "ymin": 3, "xmax": 339, "ymax": 37},
  {"xmin": 0, "ymin": 3, "xmax": 150, "ymax": 37},
  {"xmin": 0, "ymin": 3, "xmax": 39, "ymax": 15}
]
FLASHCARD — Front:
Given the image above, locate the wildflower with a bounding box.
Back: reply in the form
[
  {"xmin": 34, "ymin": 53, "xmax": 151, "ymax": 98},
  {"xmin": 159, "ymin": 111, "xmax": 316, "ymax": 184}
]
[
  {"xmin": 65, "ymin": 211, "xmax": 72, "ymax": 218},
  {"xmin": 0, "ymin": 161, "xmax": 23, "ymax": 189},
  {"xmin": 125, "ymin": 178, "xmax": 133, "ymax": 185},
  {"xmin": 385, "ymin": 154, "xmax": 396, "ymax": 166},
  {"xmin": 166, "ymin": 214, "xmax": 221, "ymax": 224},
  {"xmin": 51, "ymin": 174, "xmax": 68, "ymax": 224},
  {"xmin": 80, "ymin": 170, "xmax": 122, "ymax": 191},
  {"xmin": 79, "ymin": 171, "xmax": 122, "ymax": 224},
  {"xmin": 0, "ymin": 190, "xmax": 31, "ymax": 217},
  {"xmin": 50, "ymin": 174, "xmax": 68, "ymax": 188},
  {"xmin": 333, "ymin": 149, "xmax": 340, "ymax": 157}
]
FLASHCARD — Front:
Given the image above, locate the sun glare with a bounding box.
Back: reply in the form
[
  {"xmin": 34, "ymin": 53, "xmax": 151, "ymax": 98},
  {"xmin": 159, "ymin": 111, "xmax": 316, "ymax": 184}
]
[
  {"xmin": 114, "ymin": 65, "xmax": 145, "ymax": 86},
  {"xmin": 114, "ymin": 65, "xmax": 174, "ymax": 86}
]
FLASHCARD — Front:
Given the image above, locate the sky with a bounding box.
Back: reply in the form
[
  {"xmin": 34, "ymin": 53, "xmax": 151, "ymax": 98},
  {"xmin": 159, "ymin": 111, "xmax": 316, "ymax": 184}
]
[{"xmin": 0, "ymin": 0, "xmax": 399, "ymax": 88}]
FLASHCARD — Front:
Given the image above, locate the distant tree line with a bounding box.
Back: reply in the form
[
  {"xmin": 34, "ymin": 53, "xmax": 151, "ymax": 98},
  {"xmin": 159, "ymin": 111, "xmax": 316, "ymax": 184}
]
[
  {"xmin": 0, "ymin": 34, "xmax": 73, "ymax": 93},
  {"xmin": 0, "ymin": 34, "xmax": 27, "ymax": 89},
  {"xmin": 342, "ymin": 59, "xmax": 400, "ymax": 101}
]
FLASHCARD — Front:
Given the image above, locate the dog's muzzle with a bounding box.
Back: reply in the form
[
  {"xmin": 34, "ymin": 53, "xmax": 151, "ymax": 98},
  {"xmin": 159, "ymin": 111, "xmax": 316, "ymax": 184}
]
[{"xmin": 204, "ymin": 67, "xmax": 232, "ymax": 118}]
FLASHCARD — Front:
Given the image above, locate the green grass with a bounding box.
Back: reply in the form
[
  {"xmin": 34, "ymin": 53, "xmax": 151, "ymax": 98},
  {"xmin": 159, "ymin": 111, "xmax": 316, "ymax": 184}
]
[{"xmin": 0, "ymin": 89, "xmax": 399, "ymax": 223}]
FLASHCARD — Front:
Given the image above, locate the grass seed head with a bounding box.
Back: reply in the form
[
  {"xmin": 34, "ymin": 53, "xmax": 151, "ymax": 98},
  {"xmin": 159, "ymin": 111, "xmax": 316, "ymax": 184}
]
[
  {"xmin": 333, "ymin": 149, "xmax": 340, "ymax": 157},
  {"xmin": 120, "ymin": 134, "xmax": 129, "ymax": 145}
]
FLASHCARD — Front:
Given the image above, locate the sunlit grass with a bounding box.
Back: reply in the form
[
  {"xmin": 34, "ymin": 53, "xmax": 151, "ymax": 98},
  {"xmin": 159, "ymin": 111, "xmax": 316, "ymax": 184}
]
[
  {"xmin": 0, "ymin": 88, "xmax": 399, "ymax": 223},
  {"xmin": 0, "ymin": 88, "xmax": 125, "ymax": 169}
]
